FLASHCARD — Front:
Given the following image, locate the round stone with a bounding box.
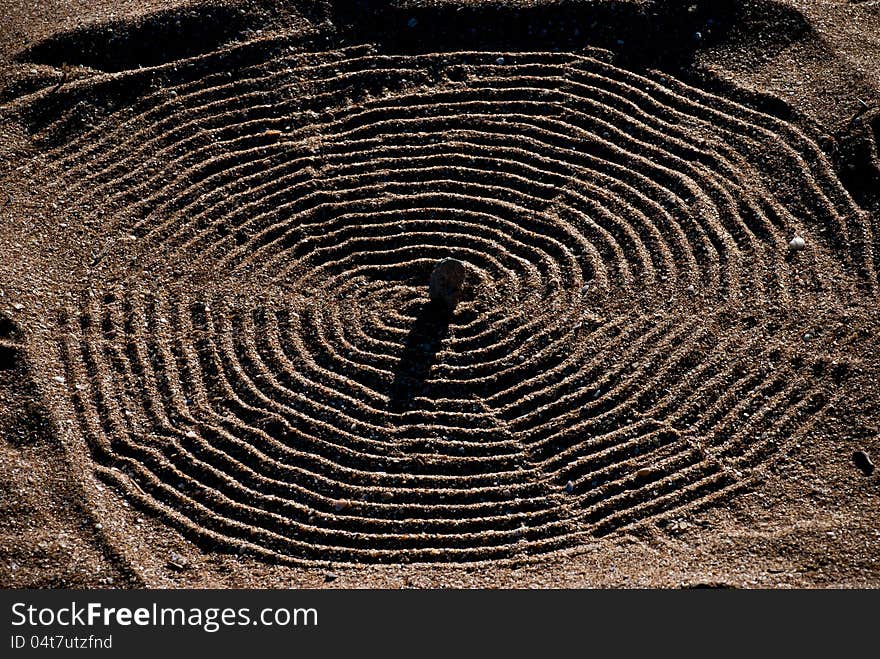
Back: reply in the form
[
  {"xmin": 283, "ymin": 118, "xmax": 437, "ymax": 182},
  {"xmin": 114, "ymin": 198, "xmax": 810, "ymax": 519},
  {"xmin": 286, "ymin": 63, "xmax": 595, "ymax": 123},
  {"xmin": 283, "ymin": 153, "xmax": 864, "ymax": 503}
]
[{"xmin": 429, "ymin": 258, "xmax": 467, "ymax": 309}]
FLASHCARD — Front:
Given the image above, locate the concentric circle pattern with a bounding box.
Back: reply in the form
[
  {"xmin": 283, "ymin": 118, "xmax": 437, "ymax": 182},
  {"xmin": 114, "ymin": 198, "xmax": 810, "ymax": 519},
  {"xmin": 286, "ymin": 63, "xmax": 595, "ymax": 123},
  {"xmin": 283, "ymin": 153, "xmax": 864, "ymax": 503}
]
[{"xmin": 40, "ymin": 38, "xmax": 870, "ymax": 562}]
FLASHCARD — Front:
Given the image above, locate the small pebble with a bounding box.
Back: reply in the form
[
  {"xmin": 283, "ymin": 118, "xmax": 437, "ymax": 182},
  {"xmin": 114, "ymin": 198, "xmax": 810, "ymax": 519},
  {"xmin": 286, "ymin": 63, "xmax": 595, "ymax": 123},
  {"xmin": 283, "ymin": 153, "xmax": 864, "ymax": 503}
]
[
  {"xmin": 333, "ymin": 499, "xmax": 350, "ymax": 512},
  {"xmin": 852, "ymin": 450, "xmax": 875, "ymax": 476},
  {"xmin": 407, "ymin": 17, "xmax": 418, "ymax": 28},
  {"xmin": 789, "ymin": 236, "xmax": 806, "ymax": 251},
  {"xmin": 167, "ymin": 552, "xmax": 188, "ymax": 571},
  {"xmin": 564, "ymin": 481, "xmax": 574, "ymax": 493},
  {"xmin": 635, "ymin": 468, "xmax": 653, "ymax": 479},
  {"xmin": 324, "ymin": 572, "xmax": 338, "ymax": 583},
  {"xmin": 495, "ymin": 56, "xmax": 505, "ymax": 65}
]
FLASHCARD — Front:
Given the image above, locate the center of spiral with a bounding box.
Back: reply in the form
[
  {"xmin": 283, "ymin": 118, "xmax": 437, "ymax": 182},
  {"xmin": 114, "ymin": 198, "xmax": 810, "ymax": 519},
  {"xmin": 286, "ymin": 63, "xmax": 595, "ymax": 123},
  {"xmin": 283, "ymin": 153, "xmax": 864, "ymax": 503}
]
[{"xmin": 428, "ymin": 258, "xmax": 467, "ymax": 311}]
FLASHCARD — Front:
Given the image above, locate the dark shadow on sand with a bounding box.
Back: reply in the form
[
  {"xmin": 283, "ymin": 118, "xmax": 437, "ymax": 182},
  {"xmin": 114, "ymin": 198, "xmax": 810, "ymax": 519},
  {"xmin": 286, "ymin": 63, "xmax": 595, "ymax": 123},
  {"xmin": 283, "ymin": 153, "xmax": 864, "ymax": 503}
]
[{"xmin": 388, "ymin": 300, "xmax": 453, "ymax": 412}]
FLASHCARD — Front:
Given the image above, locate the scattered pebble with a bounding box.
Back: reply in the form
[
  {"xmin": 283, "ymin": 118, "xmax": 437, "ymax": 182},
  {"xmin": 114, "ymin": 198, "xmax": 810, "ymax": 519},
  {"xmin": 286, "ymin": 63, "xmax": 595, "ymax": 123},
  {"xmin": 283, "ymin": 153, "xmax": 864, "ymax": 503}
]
[
  {"xmin": 53, "ymin": 376, "xmax": 66, "ymax": 384},
  {"xmin": 167, "ymin": 552, "xmax": 188, "ymax": 571},
  {"xmin": 324, "ymin": 572, "xmax": 338, "ymax": 582},
  {"xmin": 495, "ymin": 56, "xmax": 505, "ymax": 65},
  {"xmin": 564, "ymin": 480, "xmax": 574, "ymax": 493},
  {"xmin": 333, "ymin": 499, "xmax": 351, "ymax": 512},
  {"xmin": 634, "ymin": 468, "xmax": 653, "ymax": 479},
  {"xmin": 852, "ymin": 450, "xmax": 875, "ymax": 476},
  {"xmin": 789, "ymin": 236, "xmax": 806, "ymax": 251}
]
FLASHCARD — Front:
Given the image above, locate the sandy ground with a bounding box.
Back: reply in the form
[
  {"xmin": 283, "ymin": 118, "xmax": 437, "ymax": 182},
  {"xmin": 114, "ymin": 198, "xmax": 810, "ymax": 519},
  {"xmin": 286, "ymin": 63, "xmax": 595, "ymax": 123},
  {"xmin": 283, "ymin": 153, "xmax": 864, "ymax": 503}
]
[{"xmin": 1, "ymin": 0, "xmax": 879, "ymax": 588}]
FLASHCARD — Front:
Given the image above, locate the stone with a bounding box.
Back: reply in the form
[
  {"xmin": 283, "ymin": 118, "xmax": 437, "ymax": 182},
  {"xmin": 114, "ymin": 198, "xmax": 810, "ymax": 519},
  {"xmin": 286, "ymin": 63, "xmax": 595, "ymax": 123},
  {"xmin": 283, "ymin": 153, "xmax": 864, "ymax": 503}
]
[
  {"xmin": 167, "ymin": 552, "xmax": 188, "ymax": 571},
  {"xmin": 789, "ymin": 236, "xmax": 806, "ymax": 251},
  {"xmin": 429, "ymin": 258, "xmax": 466, "ymax": 310}
]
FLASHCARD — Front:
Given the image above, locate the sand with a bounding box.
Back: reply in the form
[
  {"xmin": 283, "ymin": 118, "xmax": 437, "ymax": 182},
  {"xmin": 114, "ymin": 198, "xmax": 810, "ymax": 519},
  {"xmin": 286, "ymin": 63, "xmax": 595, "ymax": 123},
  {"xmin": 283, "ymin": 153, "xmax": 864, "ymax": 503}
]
[{"xmin": 1, "ymin": 0, "xmax": 879, "ymax": 588}]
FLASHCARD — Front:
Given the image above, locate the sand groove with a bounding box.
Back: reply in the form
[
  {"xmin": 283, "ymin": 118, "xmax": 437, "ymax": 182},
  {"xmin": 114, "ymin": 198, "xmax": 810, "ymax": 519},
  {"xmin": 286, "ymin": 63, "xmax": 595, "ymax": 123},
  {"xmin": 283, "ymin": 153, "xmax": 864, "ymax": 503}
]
[{"xmin": 20, "ymin": 36, "xmax": 869, "ymax": 563}]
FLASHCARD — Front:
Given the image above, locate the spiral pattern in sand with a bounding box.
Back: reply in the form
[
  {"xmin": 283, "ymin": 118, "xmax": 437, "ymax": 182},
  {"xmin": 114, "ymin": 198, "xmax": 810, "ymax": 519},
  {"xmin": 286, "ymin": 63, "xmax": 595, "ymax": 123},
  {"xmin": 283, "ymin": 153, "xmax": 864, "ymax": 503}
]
[{"xmin": 35, "ymin": 41, "xmax": 869, "ymax": 562}]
